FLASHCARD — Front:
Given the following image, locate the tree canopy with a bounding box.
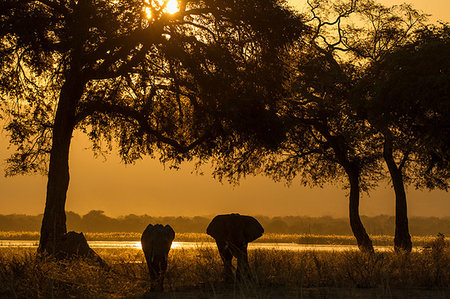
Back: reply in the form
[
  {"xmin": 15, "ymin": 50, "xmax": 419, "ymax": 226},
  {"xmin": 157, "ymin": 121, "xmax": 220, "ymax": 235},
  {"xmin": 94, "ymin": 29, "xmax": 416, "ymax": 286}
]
[
  {"xmin": 210, "ymin": 0, "xmax": 449, "ymax": 253},
  {"xmin": 0, "ymin": 0, "xmax": 303, "ymax": 254},
  {"xmin": 361, "ymin": 24, "xmax": 450, "ymax": 190},
  {"xmin": 0, "ymin": 0, "xmax": 301, "ymax": 173}
]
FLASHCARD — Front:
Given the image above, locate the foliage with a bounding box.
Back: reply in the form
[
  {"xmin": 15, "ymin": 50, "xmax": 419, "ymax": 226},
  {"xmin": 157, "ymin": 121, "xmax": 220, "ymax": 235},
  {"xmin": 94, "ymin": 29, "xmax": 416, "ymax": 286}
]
[
  {"xmin": 1, "ymin": 0, "xmax": 304, "ymax": 253},
  {"xmin": 208, "ymin": 0, "xmax": 449, "ymax": 253},
  {"xmin": 0, "ymin": 0, "xmax": 303, "ymax": 175},
  {"xmin": 265, "ymin": 0, "xmax": 432, "ymax": 190},
  {"xmin": 359, "ymin": 24, "xmax": 450, "ymax": 190}
]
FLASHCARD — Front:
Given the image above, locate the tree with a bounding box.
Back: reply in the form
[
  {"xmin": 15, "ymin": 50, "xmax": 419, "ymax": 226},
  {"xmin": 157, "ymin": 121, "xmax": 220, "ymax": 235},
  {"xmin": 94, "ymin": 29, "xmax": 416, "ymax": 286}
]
[
  {"xmin": 213, "ymin": 0, "xmax": 380, "ymax": 252},
  {"xmin": 281, "ymin": 0, "xmax": 447, "ymax": 252},
  {"xmin": 213, "ymin": 0, "xmax": 436, "ymax": 253},
  {"xmin": 0, "ymin": 0, "xmax": 302, "ymax": 255},
  {"xmin": 359, "ymin": 24, "xmax": 450, "ymax": 251},
  {"xmin": 275, "ymin": 0, "xmax": 439, "ymax": 252}
]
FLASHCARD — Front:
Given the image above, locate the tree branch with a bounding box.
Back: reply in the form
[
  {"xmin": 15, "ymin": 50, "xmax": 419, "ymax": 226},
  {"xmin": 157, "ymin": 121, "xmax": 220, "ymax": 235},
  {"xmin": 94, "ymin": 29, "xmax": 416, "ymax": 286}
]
[{"xmin": 75, "ymin": 101, "xmax": 211, "ymax": 153}]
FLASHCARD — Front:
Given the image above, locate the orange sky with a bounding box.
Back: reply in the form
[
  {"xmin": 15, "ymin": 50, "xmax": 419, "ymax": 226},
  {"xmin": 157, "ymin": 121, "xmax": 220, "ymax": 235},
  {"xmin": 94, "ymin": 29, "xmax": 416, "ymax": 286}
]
[
  {"xmin": 0, "ymin": 0, "xmax": 449, "ymax": 218},
  {"xmin": 290, "ymin": 0, "xmax": 450, "ymax": 22}
]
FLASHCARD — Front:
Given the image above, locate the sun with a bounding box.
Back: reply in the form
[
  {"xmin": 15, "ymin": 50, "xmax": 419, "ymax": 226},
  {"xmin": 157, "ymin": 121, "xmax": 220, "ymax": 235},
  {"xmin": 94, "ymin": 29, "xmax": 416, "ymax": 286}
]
[
  {"xmin": 165, "ymin": 0, "xmax": 179, "ymax": 14},
  {"xmin": 144, "ymin": 0, "xmax": 179, "ymax": 19}
]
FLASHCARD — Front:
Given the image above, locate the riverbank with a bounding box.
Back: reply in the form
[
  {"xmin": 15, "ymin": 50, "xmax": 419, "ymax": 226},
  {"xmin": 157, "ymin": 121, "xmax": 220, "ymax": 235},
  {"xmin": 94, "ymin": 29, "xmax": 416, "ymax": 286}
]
[
  {"xmin": 0, "ymin": 235, "xmax": 448, "ymax": 298},
  {"xmin": 0, "ymin": 231, "xmax": 446, "ymax": 247}
]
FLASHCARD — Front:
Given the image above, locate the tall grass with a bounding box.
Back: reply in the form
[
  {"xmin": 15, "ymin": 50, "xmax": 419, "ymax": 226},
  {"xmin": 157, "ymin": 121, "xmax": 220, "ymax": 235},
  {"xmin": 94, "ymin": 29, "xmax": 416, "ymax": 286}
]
[{"xmin": 1, "ymin": 235, "xmax": 449, "ymax": 298}]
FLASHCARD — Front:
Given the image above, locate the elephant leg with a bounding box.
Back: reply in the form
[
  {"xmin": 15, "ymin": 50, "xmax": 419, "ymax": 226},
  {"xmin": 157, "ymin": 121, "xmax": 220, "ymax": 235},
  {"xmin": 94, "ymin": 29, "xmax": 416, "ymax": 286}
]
[
  {"xmin": 156, "ymin": 260, "xmax": 168, "ymax": 291},
  {"xmin": 145, "ymin": 257, "xmax": 162, "ymax": 291},
  {"xmin": 149, "ymin": 265, "xmax": 159, "ymax": 291},
  {"xmin": 217, "ymin": 241, "xmax": 233, "ymax": 282},
  {"xmin": 154, "ymin": 272, "xmax": 164, "ymax": 292},
  {"xmin": 235, "ymin": 246, "xmax": 251, "ymax": 281},
  {"xmin": 144, "ymin": 252, "xmax": 155, "ymax": 278},
  {"xmin": 149, "ymin": 268, "xmax": 165, "ymax": 291}
]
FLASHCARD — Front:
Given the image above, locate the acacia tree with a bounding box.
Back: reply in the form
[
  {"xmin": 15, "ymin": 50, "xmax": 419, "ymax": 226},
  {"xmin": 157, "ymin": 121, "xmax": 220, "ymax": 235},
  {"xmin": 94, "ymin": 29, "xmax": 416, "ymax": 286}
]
[
  {"xmin": 213, "ymin": 0, "xmax": 435, "ymax": 253},
  {"xmin": 281, "ymin": 0, "xmax": 442, "ymax": 252},
  {"xmin": 213, "ymin": 0, "xmax": 381, "ymax": 253},
  {"xmin": 281, "ymin": 0, "xmax": 445, "ymax": 252},
  {"xmin": 359, "ymin": 24, "xmax": 450, "ymax": 251},
  {"xmin": 0, "ymin": 0, "xmax": 301, "ymax": 255},
  {"xmin": 343, "ymin": 0, "xmax": 427, "ymax": 252},
  {"xmin": 274, "ymin": 5, "xmax": 380, "ymax": 252},
  {"xmin": 278, "ymin": 0, "xmax": 438, "ymax": 252}
]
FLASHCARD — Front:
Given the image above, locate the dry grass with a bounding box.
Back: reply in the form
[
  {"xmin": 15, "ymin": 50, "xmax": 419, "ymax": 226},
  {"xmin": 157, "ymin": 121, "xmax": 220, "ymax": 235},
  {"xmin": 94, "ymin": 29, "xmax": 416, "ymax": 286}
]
[{"xmin": 0, "ymin": 235, "xmax": 449, "ymax": 298}]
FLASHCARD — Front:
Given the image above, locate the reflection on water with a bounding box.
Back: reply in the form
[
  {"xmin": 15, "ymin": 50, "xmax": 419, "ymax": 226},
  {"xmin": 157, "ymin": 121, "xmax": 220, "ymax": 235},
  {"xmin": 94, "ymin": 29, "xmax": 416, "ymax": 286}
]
[{"xmin": 0, "ymin": 240, "xmax": 399, "ymax": 252}]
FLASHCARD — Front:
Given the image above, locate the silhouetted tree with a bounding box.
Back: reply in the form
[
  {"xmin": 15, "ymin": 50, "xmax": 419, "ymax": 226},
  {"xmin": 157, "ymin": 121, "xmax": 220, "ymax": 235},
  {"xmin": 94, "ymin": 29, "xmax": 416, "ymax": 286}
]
[
  {"xmin": 276, "ymin": 0, "xmax": 444, "ymax": 253},
  {"xmin": 0, "ymin": 0, "xmax": 302, "ymax": 255},
  {"xmin": 359, "ymin": 24, "xmax": 450, "ymax": 252},
  {"xmin": 274, "ymin": 43, "xmax": 380, "ymax": 252},
  {"xmin": 212, "ymin": 0, "xmax": 435, "ymax": 253},
  {"xmin": 282, "ymin": 0, "xmax": 439, "ymax": 252},
  {"xmin": 214, "ymin": 0, "xmax": 380, "ymax": 252}
]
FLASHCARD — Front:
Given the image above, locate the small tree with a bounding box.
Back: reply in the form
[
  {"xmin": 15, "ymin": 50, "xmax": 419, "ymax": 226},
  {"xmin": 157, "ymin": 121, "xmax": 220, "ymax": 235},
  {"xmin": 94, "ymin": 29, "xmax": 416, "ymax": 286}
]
[{"xmin": 0, "ymin": 0, "xmax": 302, "ymax": 255}]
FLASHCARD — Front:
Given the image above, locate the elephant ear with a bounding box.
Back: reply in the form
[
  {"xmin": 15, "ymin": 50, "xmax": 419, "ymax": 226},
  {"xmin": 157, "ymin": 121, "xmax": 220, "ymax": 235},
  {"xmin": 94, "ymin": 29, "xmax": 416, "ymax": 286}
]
[
  {"xmin": 141, "ymin": 224, "xmax": 154, "ymax": 251},
  {"xmin": 206, "ymin": 215, "xmax": 227, "ymax": 240},
  {"xmin": 141, "ymin": 224, "xmax": 154, "ymax": 240},
  {"xmin": 164, "ymin": 225, "xmax": 175, "ymax": 241},
  {"xmin": 242, "ymin": 216, "xmax": 264, "ymax": 243}
]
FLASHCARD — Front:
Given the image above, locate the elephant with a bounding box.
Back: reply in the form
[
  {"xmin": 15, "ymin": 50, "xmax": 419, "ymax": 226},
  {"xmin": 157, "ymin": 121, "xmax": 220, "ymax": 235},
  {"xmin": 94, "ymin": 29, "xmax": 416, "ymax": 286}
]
[
  {"xmin": 206, "ymin": 213, "xmax": 264, "ymax": 281},
  {"xmin": 141, "ymin": 224, "xmax": 175, "ymax": 291}
]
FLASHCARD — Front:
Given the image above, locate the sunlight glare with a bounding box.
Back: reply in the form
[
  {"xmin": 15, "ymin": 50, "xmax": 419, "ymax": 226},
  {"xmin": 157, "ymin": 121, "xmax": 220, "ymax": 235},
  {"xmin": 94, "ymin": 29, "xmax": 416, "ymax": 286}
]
[
  {"xmin": 165, "ymin": 0, "xmax": 179, "ymax": 14},
  {"xmin": 133, "ymin": 241, "xmax": 142, "ymax": 249},
  {"xmin": 144, "ymin": 0, "xmax": 179, "ymax": 19},
  {"xmin": 171, "ymin": 241, "xmax": 182, "ymax": 249}
]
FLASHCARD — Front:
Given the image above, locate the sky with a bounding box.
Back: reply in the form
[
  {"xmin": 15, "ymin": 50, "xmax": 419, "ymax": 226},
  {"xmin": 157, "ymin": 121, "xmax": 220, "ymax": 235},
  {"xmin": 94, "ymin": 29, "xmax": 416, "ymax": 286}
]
[{"xmin": 0, "ymin": 0, "xmax": 449, "ymax": 218}]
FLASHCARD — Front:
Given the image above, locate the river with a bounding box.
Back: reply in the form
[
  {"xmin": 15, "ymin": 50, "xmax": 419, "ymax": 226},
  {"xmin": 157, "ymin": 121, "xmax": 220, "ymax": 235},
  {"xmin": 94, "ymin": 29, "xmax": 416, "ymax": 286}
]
[{"xmin": 0, "ymin": 240, "xmax": 400, "ymax": 252}]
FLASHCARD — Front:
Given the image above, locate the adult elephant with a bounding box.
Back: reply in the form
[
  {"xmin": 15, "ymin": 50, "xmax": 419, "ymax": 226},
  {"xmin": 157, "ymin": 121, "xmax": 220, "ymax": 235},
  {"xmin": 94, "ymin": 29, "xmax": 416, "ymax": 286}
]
[
  {"xmin": 206, "ymin": 213, "xmax": 264, "ymax": 281},
  {"xmin": 141, "ymin": 224, "xmax": 175, "ymax": 291}
]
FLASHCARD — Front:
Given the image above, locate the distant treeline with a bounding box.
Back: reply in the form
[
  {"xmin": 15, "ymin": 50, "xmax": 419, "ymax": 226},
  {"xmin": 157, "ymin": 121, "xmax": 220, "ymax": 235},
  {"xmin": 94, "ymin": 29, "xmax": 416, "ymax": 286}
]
[{"xmin": 0, "ymin": 211, "xmax": 449, "ymax": 236}]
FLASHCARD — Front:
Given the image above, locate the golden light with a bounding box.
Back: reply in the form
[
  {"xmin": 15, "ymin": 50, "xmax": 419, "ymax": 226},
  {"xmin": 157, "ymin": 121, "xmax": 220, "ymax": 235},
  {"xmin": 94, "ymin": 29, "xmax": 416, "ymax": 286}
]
[
  {"xmin": 165, "ymin": 0, "xmax": 179, "ymax": 14},
  {"xmin": 144, "ymin": 0, "xmax": 179, "ymax": 19}
]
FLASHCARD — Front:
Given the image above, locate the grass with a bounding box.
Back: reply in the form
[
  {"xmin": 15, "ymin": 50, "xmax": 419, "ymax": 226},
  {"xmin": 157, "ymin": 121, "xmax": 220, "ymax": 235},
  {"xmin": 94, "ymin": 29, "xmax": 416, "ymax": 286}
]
[
  {"xmin": 0, "ymin": 231, "xmax": 446, "ymax": 247},
  {"xmin": 0, "ymin": 235, "xmax": 449, "ymax": 298}
]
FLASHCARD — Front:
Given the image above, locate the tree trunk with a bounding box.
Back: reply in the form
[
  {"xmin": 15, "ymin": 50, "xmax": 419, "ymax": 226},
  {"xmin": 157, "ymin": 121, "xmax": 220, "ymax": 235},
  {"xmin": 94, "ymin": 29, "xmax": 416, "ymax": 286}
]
[
  {"xmin": 38, "ymin": 78, "xmax": 84, "ymax": 255},
  {"xmin": 317, "ymin": 130, "xmax": 374, "ymax": 253},
  {"xmin": 348, "ymin": 169, "xmax": 374, "ymax": 253},
  {"xmin": 383, "ymin": 138, "xmax": 412, "ymax": 252}
]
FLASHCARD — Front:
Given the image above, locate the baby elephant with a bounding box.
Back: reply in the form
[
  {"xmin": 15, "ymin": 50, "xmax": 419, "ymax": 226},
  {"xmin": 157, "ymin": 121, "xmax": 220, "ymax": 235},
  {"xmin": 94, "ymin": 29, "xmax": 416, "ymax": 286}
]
[{"xmin": 141, "ymin": 224, "xmax": 175, "ymax": 291}]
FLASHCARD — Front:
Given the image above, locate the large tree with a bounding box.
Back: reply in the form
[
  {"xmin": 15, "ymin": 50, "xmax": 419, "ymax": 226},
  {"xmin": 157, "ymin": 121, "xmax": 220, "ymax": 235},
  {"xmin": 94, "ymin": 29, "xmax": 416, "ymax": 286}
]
[
  {"xmin": 279, "ymin": 0, "xmax": 447, "ymax": 253},
  {"xmin": 0, "ymin": 0, "xmax": 301, "ymax": 255},
  {"xmin": 213, "ymin": 0, "xmax": 381, "ymax": 253},
  {"xmin": 212, "ymin": 0, "xmax": 437, "ymax": 253},
  {"xmin": 359, "ymin": 24, "xmax": 450, "ymax": 251},
  {"xmin": 277, "ymin": 0, "xmax": 438, "ymax": 252},
  {"xmin": 273, "ymin": 5, "xmax": 380, "ymax": 252}
]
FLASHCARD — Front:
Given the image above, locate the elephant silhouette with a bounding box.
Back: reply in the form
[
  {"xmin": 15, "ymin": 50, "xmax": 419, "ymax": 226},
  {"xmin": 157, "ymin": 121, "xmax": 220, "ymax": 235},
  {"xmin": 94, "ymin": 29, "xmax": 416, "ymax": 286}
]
[
  {"xmin": 141, "ymin": 224, "xmax": 175, "ymax": 291},
  {"xmin": 207, "ymin": 213, "xmax": 264, "ymax": 281}
]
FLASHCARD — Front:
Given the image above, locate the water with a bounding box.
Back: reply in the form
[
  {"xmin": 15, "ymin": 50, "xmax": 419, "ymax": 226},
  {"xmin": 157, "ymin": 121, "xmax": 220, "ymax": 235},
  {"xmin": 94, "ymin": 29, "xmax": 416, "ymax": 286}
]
[{"xmin": 0, "ymin": 240, "xmax": 396, "ymax": 252}]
